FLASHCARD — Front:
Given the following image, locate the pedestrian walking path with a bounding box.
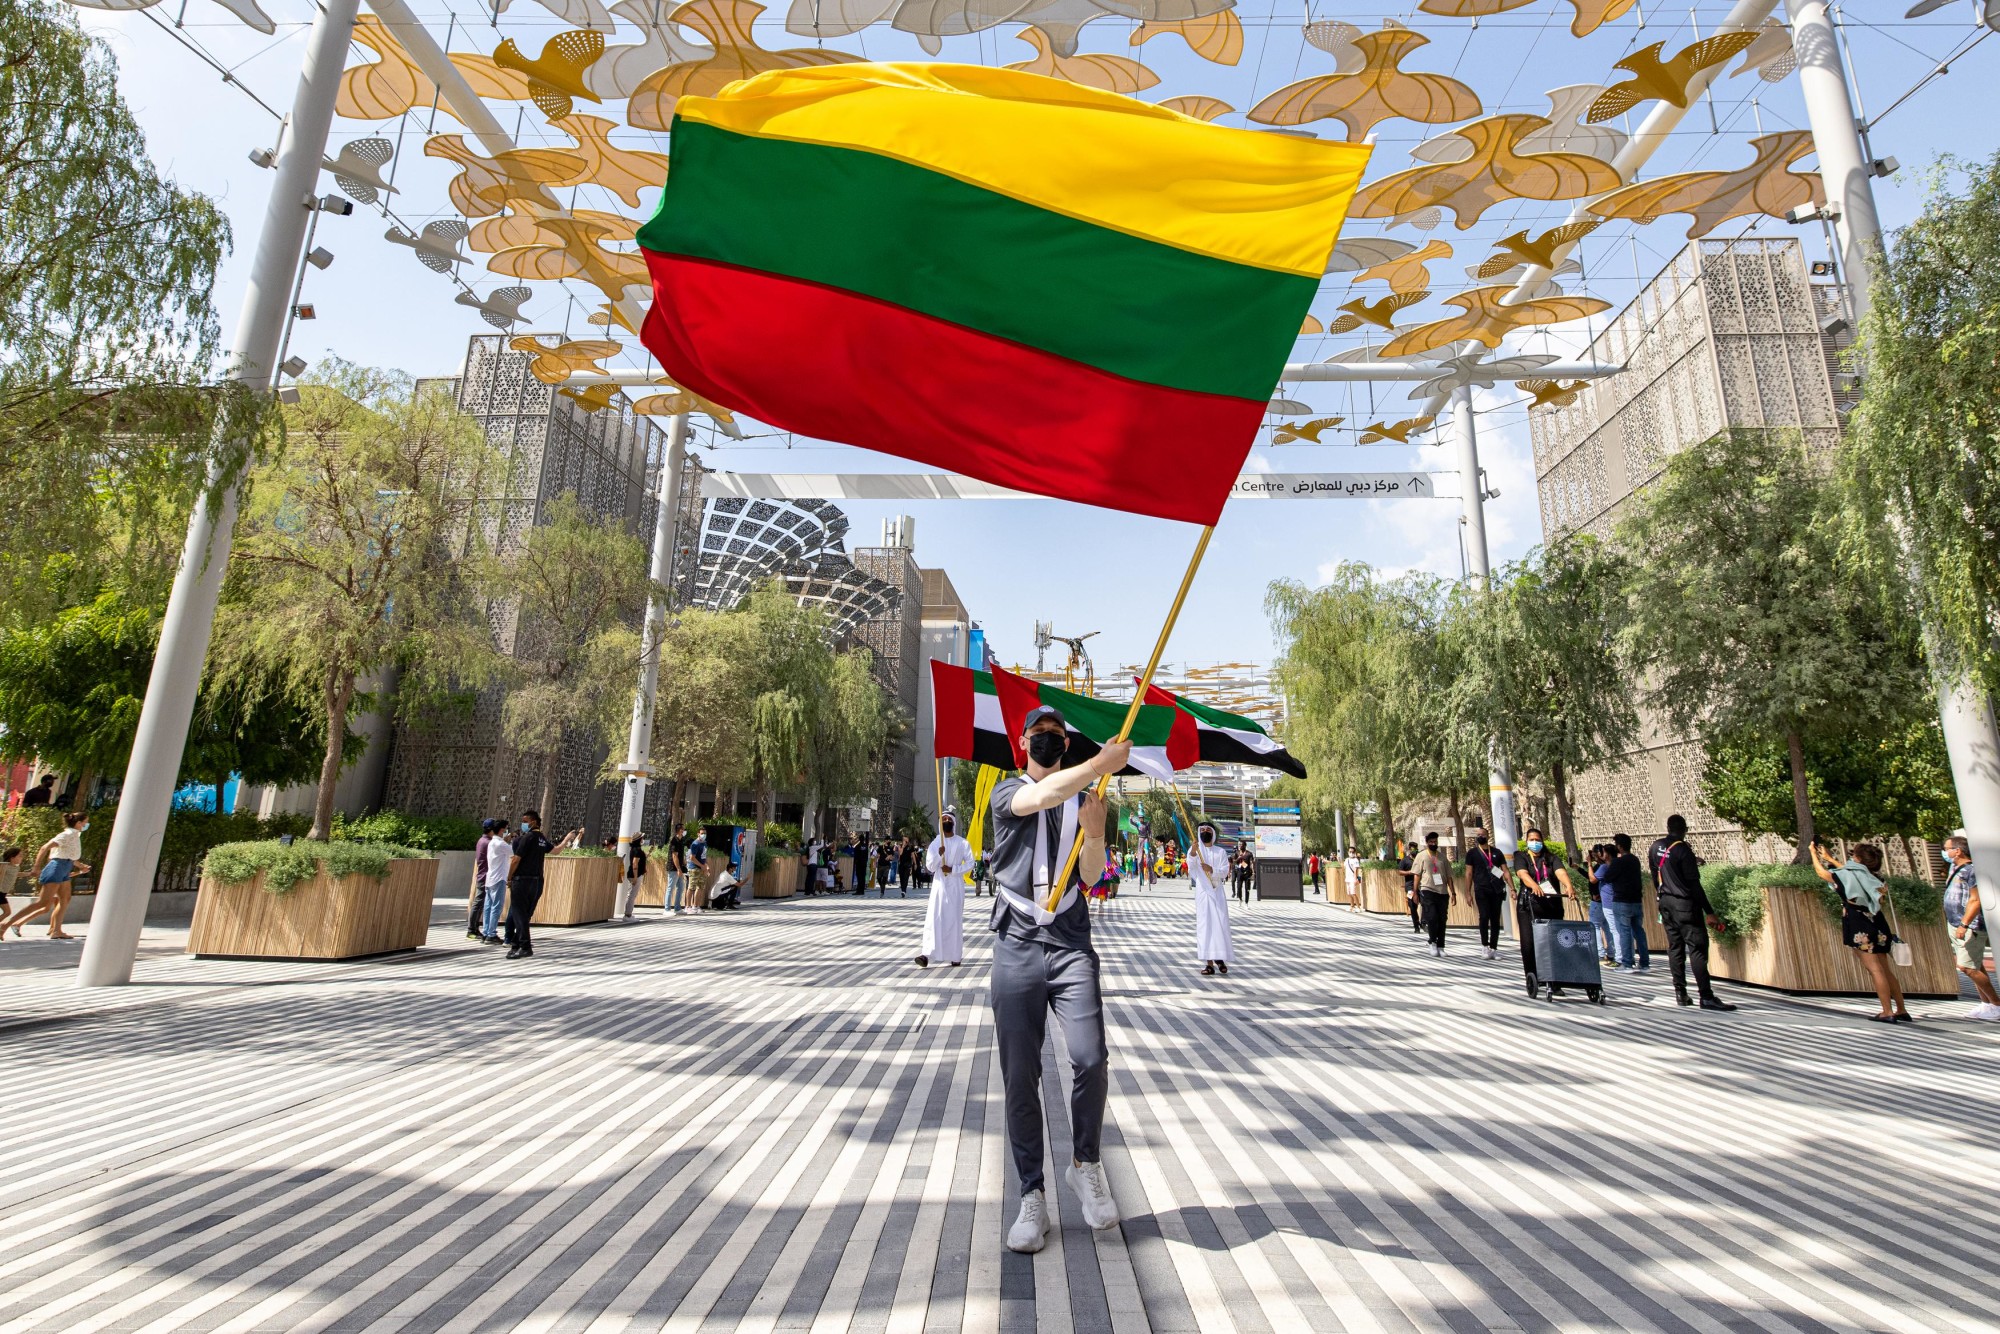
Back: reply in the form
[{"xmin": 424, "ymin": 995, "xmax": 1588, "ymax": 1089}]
[{"xmin": 2, "ymin": 883, "xmax": 1996, "ymax": 1332}]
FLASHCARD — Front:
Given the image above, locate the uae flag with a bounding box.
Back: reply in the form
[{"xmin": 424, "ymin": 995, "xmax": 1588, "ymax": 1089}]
[
  {"xmin": 930, "ymin": 660, "xmax": 1186, "ymax": 781},
  {"xmin": 636, "ymin": 63, "xmax": 1368, "ymax": 526},
  {"xmin": 1143, "ymin": 681, "xmax": 1308, "ymax": 778}
]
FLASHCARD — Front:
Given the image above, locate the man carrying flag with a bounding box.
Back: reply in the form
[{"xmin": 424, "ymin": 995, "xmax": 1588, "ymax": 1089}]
[{"xmin": 987, "ymin": 705, "xmax": 1130, "ymax": 1251}]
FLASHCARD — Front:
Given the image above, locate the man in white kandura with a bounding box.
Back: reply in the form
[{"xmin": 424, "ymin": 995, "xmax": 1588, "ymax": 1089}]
[
  {"xmin": 1189, "ymin": 820, "xmax": 1233, "ymax": 976},
  {"xmin": 917, "ymin": 807, "xmax": 971, "ymax": 968},
  {"xmin": 989, "ymin": 704, "xmax": 1129, "ymax": 1253}
]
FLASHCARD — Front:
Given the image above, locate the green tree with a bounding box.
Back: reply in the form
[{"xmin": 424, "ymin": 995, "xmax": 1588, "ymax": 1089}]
[
  {"xmin": 1268, "ymin": 564, "xmax": 1407, "ymax": 845},
  {"xmin": 499, "ymin": 492, "xmax": 654, "ymax": 819},
  {"xmin": 1622, "ymin": 429, "xmax": 1930, "ymax": 862},
  {"xmin": 211, "ymin": 363, "xmax": 499, "ymax": 839},
  {"xmin": 1842, "ymin": 152, "xmax": 2000, "ymax": 697},
  {"xmin": 0, "ymin": 588, "xmax": 344, "ymax": 803},
  {"xmin": 800, "ymin": 648, "xmax": 897, "ymax": 838},
  {"xmin": 650, "ymin": 608, "xmax": 759, "ymax": 819},
  {"xmin": 0, "ymin": 0, "xmax": 242, "ymax": 619},
  {"xmin": 1701, "ymin": 719, "xmax": 1958, "ymax": 859},
  {"xmin": 1453, "ymin": 537, "xmax": 1638, "ymax": 856}
]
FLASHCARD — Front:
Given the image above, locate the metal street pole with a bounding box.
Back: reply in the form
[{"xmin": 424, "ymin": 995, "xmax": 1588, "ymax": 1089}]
[
  {"xmin": 77, "ymin": 0, "xmax": 360, "ymax": 988},
  {"xmin": 615, "ymin": 414, "xmax": 690, "ymax": 860},
  {"xmin": 1449, "ymin": 385, "xmax": 1521, "ymax": 857},
  {"xmin": 1785, "ymin": 0, "xmax": 2000, "ymax": 900}
]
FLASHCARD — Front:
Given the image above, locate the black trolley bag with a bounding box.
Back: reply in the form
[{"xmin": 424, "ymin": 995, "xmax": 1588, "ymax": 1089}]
[{"xmin": 1515, "ymin": 888, "xmax": 1606, "ymax": 1004}]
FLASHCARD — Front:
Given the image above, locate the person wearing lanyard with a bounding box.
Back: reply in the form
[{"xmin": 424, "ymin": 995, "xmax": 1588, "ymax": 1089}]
[
  {"xmin": 1509, "ymin": 827, "xmax": 1573, "ymax": 993},
  {"xmin": 986, "ymin": 704, "xmax": 1130, "ymax": 1254}
]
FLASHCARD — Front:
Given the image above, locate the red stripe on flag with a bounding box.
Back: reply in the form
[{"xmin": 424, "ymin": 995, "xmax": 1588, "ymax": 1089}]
[
  {"xmin": 930, "ymin": 659, "xmax": 978, "ymax": 762},
  {"xmin": 989, "ymin": 662, "xmax": 1044, "ymax": 768},
  {"xmin": 1142, "ymin": 679, "xmax": 1202, "ymax": 771},
  {"xmin": 640, "ymin": 252, "xmax": 1263, "ymax": 526}
]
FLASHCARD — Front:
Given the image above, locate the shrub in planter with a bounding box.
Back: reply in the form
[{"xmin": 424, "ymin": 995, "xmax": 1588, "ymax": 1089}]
[
  {"xmin": 332, "ymin": 810, "xmax": 482, "ymax": 851},
  {"xmin": 202, "ymin": 839, "xmax": 430, "ymax": 894},
  {"xmin": 553, "ymin": 845, "xmax": 616, "ymax": 858},
  {"xmin": 761, "ymin": 820, "xmax": 802, "ymax": 851}
]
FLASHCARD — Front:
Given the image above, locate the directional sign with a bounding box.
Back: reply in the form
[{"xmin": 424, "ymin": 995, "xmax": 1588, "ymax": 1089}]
[{"xmin": 700, "ymin": 471, "xmax": 1445, "ymax": 501}]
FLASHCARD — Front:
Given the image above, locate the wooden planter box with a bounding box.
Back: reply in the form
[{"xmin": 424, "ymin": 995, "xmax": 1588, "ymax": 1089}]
[
  {"xmin": 1361, "ymin": 868, "xmax": 1409, "ymax": 914},
  {"xmin": 1708, "ymin": 883, "xmax": 1959, "ymax": 997},
  {"xmin": 528, "ymin": 855, "xmax": 619, "ymax": 926},
  {"xmin": 754, "ymin": 854, "xmax": 800, "ymax": 899},
  {"xmin": 188, "ymin": 857, "xmax": 440, "ymax": 961}
]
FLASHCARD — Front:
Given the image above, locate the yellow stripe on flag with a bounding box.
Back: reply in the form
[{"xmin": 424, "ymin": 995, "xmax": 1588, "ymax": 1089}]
[{"xmin": 676, "ymin": 63, "xmax": 1371, "ymax": 278}]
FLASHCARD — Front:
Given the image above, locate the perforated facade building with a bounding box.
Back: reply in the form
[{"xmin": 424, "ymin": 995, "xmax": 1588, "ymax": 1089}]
[{"xmin": 1528, "ymin": 240, "xmax": 1885, "ymax": 865}]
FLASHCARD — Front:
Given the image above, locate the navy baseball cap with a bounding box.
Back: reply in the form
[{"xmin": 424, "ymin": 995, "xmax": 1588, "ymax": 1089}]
[{"xmin": 1022, "ymin": 704, "xmax": 1066, "ymax": 730}]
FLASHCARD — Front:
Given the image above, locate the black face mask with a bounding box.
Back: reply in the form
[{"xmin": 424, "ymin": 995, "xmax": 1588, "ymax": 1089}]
[
  {"xmin": 1200, "ymin": 832, "xmax": 1214, "ymax": 844},
  {"xmin": 941, "ymin": 821, "xmax": 955, "ymax": 837},
  {"xmin": 1026, "ymin": 730, "xmax": 1068, "ymax": 766}
]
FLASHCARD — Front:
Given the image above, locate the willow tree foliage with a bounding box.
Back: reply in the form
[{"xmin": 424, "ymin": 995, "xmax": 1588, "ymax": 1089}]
[
  {"xmin": 211, "ymin": 364, "xmax": 501, "ymax": 839},
  {"xmin": 1843, "ymin": 152, "xmax": 2000, "ymax": 697},
  {"xmin": 0, "ymin": 588, "xmax": 342, "ymax": 800},
  {"xmin": 497, "ymin": 492, "xmax": 654, "ymax": 820},
  {"xmin": 1452, "ymin": 537, "xmax": 1638, "ymax": 856},
  {"xmin": 1621, "ymin": 429, "xmax": 1929, "ymax": 862},
  {"xmin": 0, "ymin": 0, "xmax": 240, "ymax": 618}
]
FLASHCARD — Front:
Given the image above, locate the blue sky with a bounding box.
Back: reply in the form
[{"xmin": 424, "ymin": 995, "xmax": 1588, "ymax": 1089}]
[{"xmin": 80, "ymin": 0, "xmax": 1999, "ymax": 670}]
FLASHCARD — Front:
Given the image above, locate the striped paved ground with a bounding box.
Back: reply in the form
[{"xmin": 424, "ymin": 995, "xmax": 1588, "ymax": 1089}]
[{"xmin": 2, "ymin": 882, "xmax": 1997, "ymax": 1333}]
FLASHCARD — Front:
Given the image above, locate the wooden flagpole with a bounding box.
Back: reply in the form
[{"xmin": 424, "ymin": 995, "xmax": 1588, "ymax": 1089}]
[
  {"xmin": 1045, "ymin": 524, "xmax": 1215, "ymax": 912},
  {"xmin": 935, "ymin": 758, "xmax": 947, "ymax": 829}
]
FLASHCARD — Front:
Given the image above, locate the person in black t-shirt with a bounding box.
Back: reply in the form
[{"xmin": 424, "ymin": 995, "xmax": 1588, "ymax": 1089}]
[
  {"xmin": 505, "ymin": 809, "xmax": 579, "ymax": 959},
  {"xmin": 987, "ymin": 704, "xmax": 1129, "ymax": 1255},
  {"xmin": 1603, "ymin": 832, "xmax": 1650, "ymax": 971},
  {"xmin": 1509, "ymin": 827, "xmax": 1573, "ymax": 992},
  {"xmin": 1463, "ymin": 825, "xmax": 1510, "ymax": 959}
]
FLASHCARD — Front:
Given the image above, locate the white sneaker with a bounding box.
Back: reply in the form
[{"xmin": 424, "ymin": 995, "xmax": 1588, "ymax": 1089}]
[
  {"xmin": 1007, "ymin": 1190, "xmax": 1049, "ymax": 1252},
  {"xmin": 1066, "ymin": 1161, "xmax": 1120, "ymax": 1230},
  {"xmin": 1485, "ymin": 947, "xmax": 1497, "ymax": 960},
  {"xmin": 1971, "ymin": 1003, "xmax": 2000, "ymax": 1020}
]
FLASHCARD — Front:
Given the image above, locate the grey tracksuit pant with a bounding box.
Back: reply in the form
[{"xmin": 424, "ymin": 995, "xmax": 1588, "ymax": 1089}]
[{"xmin": 991, "ymin": 934, "xmax": 1109, "ymax": 1196}]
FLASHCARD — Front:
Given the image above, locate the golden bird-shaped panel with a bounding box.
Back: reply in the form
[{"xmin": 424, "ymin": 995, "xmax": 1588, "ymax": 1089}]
[
  {"xmin": 1416, "ymin": 0, "xmax": 1536, "ymax": 17},
  {"xmin": 553, "ymin": 115, "xmax": 671, "ymax": 207},
  {"xmin": 586, "ymin": 283, "xmax": 653, "ymax": 336},
  {"xmin": 1518, "ymin": 378, "xmax": 1588, "ymax": 409},
  {"xmin": 1328, "ymin": 290, "xmax": 1428, "ymax": 333},
  {"xmin": 593, "ymin": 0, "xmax": 717, "ymax": 97},
  {"xmin": 1300, "ymin": 19, "xmax": 1365, "ymax": 72},
  {"xmin": 1513, "ymin": 85, "xmax": 1628, "ymax": 164},
  {"xmin": 1586, "ymin": 131, "xmax": 1824, "ymax": 238},
  {"xmin": 510, "ymin": 336, "xmax": 624, "ymax": 385},
  {"xmin": 1131, "ymin": 9, "xmax": 1242, "ymax": 65},
  {"xmin": 470, "ymin": 207, "xmax": 637, "ymax": 255},
  {"xmin": 1471, "ymin": 220, "xmax": 1601, "ymax": 278},
  {"xmin": 1350, "ymin": 115, "xmax": 1624, "ymax": 230},
  {"xmin": 785, "ymin": 0, "xmax": 898, "ymax": 38},
  {"xmin": 1730, "ymin": 18, "xmax": 1796, "ymax": 82},
  {"xmin": 1326, "ymin": 236, "xmax": 1414, "ymax": 275},
  {"xmin": 492, "ymin": 29, "xmax": 606, "ymax": 122},
  {"xmin": 425, "ymin": 135, "xmax": 586, "ymax": 218},
  {"xmin": 446, "ymin": 52, "xmax": 538, "ymax": 103},
  {"xmin": 1587, "ymin": 34, "xmax": 1760, "ymax": 122},
  {"xmin": 1249, "ymin": 26, "xmax": 1482, "ymax": 139},
  {"xmin": 1300, "ymin": 315, "xmax": 1324, "ymax": 335},
  {"xmin": 1355, "ymin": 238, "xmax": 1452, "ymax": 294},
  {"xmin": 1566, "ymin": 0, "xmax": 1637, "ymax": 36},
  {"xmin": 490, "ymin": 217, "xmax": 650, "ymax": 301},
  {"xmin": 1159, "ymin": 95, "xmax": 1234, "ymax": 121},
  {"xmin": 1272, "ymin": 416, "xmax": 1346, "ymax": 444},
  {"xmin": 336, "ymin": 15, "xmax": 435, "ymax": 120},
  {"xmin": 1008, "ymin": 26, "xmax": 1159, "ymax": 93},
  {"xmin": 562, "ymin": 384, "xmax": 625, "ymax": 413},
  {"xmin": 1380, "ymin": 285, "xmax": 1611, "ymax": 358},
  {"xmin": 631, "ymin": 389, "xmax": 738, "ymax": 426},
  {"xmin": 626, "ymin": 0, "xmax": 858, "ymax": 131},
  {"xmin": 1357, "ymin": 416, "xmax": 1434, "ymax": 444}
]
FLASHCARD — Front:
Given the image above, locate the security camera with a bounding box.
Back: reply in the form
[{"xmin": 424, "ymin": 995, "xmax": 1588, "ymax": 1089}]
[
  {"xmin": 306, "ymin": 247, "xmax": 334, "ymax": 270},
  {"xmin": 280, "ymin": 355, "xmax": 308, "ymax": 378},
  {"xmin": 276, "ymin": 386, "xmax": 301, "ymax": 404},
  {"xmin": 1820, "ymin": 313, "xmax": 1850, "ymax": 338},
  {"xmin": 1870, "ymin": 156, "xmax": 1900, "ymax": 178},
  {"xmin": 290, "ymin": 303, "xmax": 315, "ymax": 321},
  {"xmin": 315, "ymin": 194, "xmax": 355, "ymax": 215},
  {"xmin": 1787, "ymin": 203, "xmax": 1841, "ymax": 225}
]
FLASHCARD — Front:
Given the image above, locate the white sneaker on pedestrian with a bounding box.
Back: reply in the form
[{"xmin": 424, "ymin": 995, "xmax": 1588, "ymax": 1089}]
[
  {"xmin": 1066, "ymin": 1161, "xmax": 1120, "ymax": 1230},
  {"xmin": 1007, "ymin": 1190, "xmax": 1050, "ymax": 1252},
  {"xmin": 1485, "ymin": 946, "xmax": 1498, "ymax": 960},
  {"xmin": 1971, "ymin": 1003, "xmax": 2000, "ymax": 1020}
]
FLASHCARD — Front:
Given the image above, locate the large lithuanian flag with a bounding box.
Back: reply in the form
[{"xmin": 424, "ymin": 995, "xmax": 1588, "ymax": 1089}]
[
  {"xmin": 637, "ymin": 64, "xmax": 1370, "ymax": 525},
  {"xmin": 930, "ymin": 660, "xmax": 1186, "ymax": 781}
]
